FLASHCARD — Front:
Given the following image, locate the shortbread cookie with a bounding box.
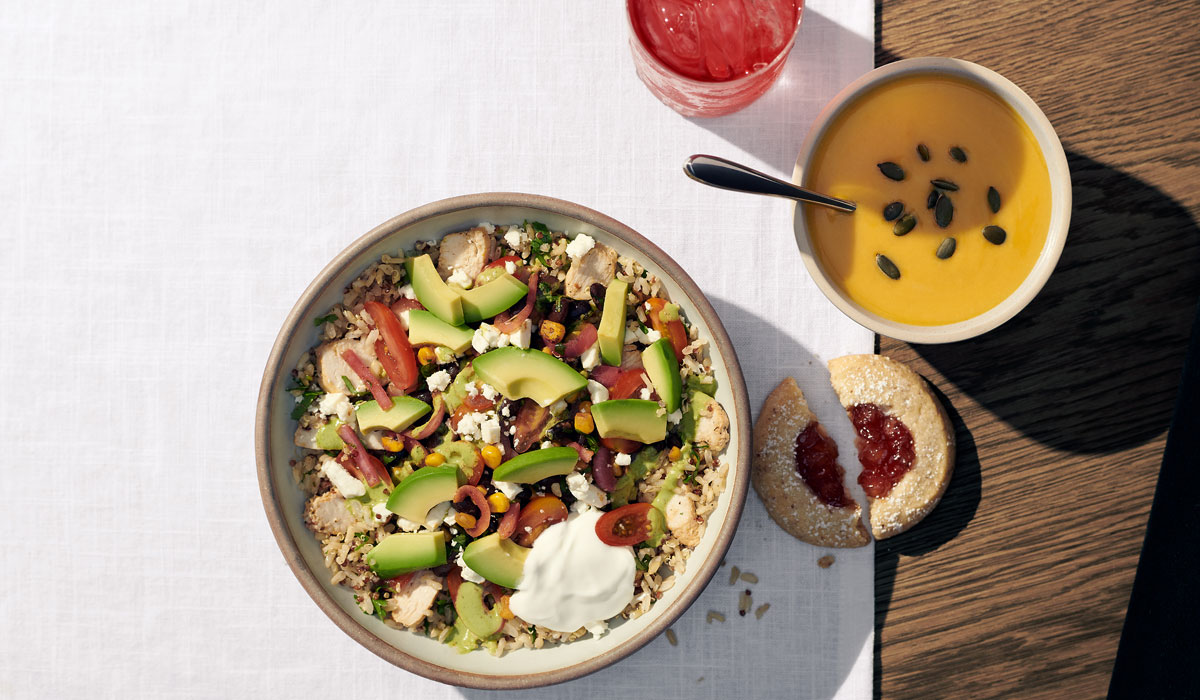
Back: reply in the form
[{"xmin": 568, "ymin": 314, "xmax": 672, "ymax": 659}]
[
  {"xmin": 828, "ymin": 355, "xmax": 955, "ymax": 540},
  {"xmin": 752, "ymin": 377, "xmax": 870, "ymax": 548}
]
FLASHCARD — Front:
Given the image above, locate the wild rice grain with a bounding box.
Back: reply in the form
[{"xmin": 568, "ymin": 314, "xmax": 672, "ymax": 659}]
[
  {"xmin": 755, "ymin": 603, "xmax": 770, "ymax": 620},
  {"xmin": 739, "ymin": 591, "xmax": 752, "ymax": 616},
  {"xmin": 728, "ymin": 565, "xmax": 741, "ymax": 585},
  {"xmin": 666, "ymin": 629, "xmax": 678, "ymax": 646},
  {"xmin": 739, "ymin": 572, "xmax": 758, "ymax": 584},
  {"xmin": 706, "ymin": 611, "xmax": 725, "ymax": 624}
]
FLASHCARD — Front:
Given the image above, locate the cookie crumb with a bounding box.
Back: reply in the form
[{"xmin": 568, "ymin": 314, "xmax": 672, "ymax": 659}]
[{"xmin": 818, "ymin": 554, "xmax": 836, "ymax": 568}]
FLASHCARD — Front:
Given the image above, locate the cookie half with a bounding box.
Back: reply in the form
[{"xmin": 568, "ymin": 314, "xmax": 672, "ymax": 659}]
[
  {"xmin": 828, "ymin": 354, "xmax": 955, "ymax": 540},
  {"xmin": 752, "ymin": 377, "xmax": 870, "ymax": 548}
]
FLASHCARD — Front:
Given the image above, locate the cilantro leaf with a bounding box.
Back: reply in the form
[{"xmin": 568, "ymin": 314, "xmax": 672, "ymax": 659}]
[
  {"xmin": 313, "ymin": 313, "xmax": 338, "ymax": 327},
  {"xmin": 371, "ymin": 597, "xmax": 388, "ymax": 621},
  {"xmin": 342, "ymin": 375, "xmax": 356, "ymax": 393}
]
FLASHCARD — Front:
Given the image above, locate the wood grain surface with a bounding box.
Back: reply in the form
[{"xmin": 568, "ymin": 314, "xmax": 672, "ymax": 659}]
[{"xmin": 873, "ymin": 1, "xmax": 1200, "ymax": 698}]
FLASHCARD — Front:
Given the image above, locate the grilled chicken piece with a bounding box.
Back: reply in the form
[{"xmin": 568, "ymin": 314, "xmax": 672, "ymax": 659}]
[
  {"xmin": 390, "ymin": 570, "xmax": 443, "ymax": 627},
  {"xmin": 694, "ymin": 398, "xmax": 730, "ymax": 452},
  {"xmin": 665, "ymin": 493, "xmax": 702, "ymax": 547},
  {"xmin": 304, "ymin": 491, "xmax": 359, "ymax": 536},
  {"xmin": 436, "ymin": 227, "xmax": 496, "ymax": 284},
  {"xmin": 564, "ymin": 243, "xmax": 618, "ymax": 300},
  {"xmin": 314, "ymin": 332, "xmax": 380, "ymax": 394}
]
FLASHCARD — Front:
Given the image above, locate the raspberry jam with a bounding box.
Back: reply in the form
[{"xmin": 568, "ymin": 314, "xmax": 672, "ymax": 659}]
[
  {"xmin": 794, "ymin": 423, "xmax": 851, "ymax": 508},
  {"xmin": 849, "ymin": 403, "xmax": 916, "ymax": 498}
]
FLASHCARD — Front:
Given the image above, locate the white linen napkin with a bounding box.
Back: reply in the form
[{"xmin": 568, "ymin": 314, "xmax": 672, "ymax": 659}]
[{"xmin": 0, "ymin": 1, "xmax": 874, "ymax": 697}]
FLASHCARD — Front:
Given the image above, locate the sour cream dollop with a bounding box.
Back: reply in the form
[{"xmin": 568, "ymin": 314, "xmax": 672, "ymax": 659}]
[{"xmin": 508, "ymin": 509, "xmax": 635, "ymax": 634}]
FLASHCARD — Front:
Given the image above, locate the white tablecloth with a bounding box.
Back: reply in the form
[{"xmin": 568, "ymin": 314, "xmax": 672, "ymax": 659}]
[{"xmin": 0, "ymin": 1, "xmax": 875, "ymax": 697}]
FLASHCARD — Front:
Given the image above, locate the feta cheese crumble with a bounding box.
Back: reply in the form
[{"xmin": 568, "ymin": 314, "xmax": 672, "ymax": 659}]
[
  {"xmin": 587, "ymin": 379, "xmax": 609, "ymax": 404},
  {"xmin": 447, "ymin": 269, "xmax": 473, "ymax": 289},
  {"xmin": 493, "ymin": 480, "xmax": 524, "ymax": 500},
  {"xmin": 566, "ymin": 472, "xmax": 608, "ymax": 508},
  {"xmin": 614, "ymin": 452, "xmax": 632, "ymax": 467},
  {"xmin": 426, "ymin": 369, "xmax": 452, "ymax": 392},
  {"xmin": 319, "ymin": 455, "xmax": 365, "ymax": 498},
  {"xmin": 580, "ymin": 342, "xmax": 600, "ymax": 370},
  {"xmin": 317, "ymin": 392, "xmax": 354, "ymax": 422},
  {"xmin": 565, "ymin": 233, "xmax": 596, "ymax": 260},
  {"xmin": 456, "ymin": 552, "xmax": 486, "ymax": 584},
  {"xmin": 504, "ymin": 227, "xmax": 528, "ymax": 250}
]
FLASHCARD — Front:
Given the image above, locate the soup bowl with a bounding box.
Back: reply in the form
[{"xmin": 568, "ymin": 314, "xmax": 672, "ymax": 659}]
[{"xmin": 792, "ymin": 57, "xmax": 1071, "ymax": 344}]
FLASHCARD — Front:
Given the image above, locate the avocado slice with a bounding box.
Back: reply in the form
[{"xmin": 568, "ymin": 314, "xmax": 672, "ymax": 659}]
[
  {"xmin": 354, "ymin": 396, "xmax": 431, "ymax": 433},
  {"xmin": 315, "ymin": 419, "xmax": 345, "ymax": 450},
  {"xmin": 611, "ymin": 447, "xmax": 660, "ymax": 508},
  {"xmin": 641, "ymin": 338, "xmax": 682, "ymax": 413},
  {"xmin": 686, "ymin": 373, "xmax": 718, "ymax": 396},
  {"xmin": 646, "ymin": 446, "xmax": 690, "ymax": 546},
  {"xmin": 680, "ymin": 390, "xmax": 716, "ymax": 444},
  {"xmin": 435, "ymin": 440, "xmax": 483, "ymax": 485},
  {"xmin": 492, "ymin": 446, "xmax": 580, "ymax": 484},
  {"xmin": 597, "ymin": 278, "xmax": 630, "ymax": 366},
  {"xmin": 407, "ymin": 254, "xmax": 464, "ymax": 326},
  {"xmin": 591, "ymin": 399, "xmax": 668, "ymax": 443},
  {"xmin": 384, "ymin": 464, "xmax": 460, "ymax": 522},
  {"xmin": 452, "ymin": 580, "xmax": 503, "ymax": 639},
  {"xmin": 406, "ymin": 309, "xmax": 475, "ymax": 354},
  {"xmin": 457, "ymin": 273, "xmax": 528, "ymax": 324},
  {"xmin": 461, "ymin": 533, "xmax": 531, "ymax": 589},
  {"xmin": 366, "ymin": 531, "xmax": 447, "ymax": 578},
  {"xmin": 473, "ymin": 347, "xmax": 587, "ymax": 407}
]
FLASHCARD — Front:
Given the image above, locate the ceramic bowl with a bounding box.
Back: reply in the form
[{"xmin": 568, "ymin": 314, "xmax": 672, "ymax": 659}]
[
  {"xmin": 255, "ymin": 193, "xmax": 751, "ymax": 688},
  {"xmin": 792, "ymin": 57, "xmax": 1072, "ymax": 343}
]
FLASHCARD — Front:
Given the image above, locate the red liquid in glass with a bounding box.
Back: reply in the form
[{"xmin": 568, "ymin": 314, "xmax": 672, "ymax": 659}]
[
  {"xmin": 627, "ymin": 0, "xmax": 803, "ymax": 117},
  {"xmin": 630, "ymin": 0, "xmax": 798, "ymax": 82}
]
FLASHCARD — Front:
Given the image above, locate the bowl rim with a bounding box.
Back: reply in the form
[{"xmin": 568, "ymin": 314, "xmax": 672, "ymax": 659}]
[
  {"xmin": 255, "ymin": 192, "xmax": 752, "ymax": 689},
  {"xmin": 791, "ymin": 56, "xmax": 1073, "ymax": 344}
]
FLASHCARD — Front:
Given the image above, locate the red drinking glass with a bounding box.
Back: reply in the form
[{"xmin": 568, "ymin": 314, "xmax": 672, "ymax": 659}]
[{"xmin": 627, "ymin": 0, "xmax": 804, "ymax": 117}]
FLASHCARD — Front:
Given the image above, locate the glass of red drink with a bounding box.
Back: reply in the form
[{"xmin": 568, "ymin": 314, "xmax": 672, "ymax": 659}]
[{"xmin": 627, "ymin": 0, "xmax": 804, "ymax": 117}]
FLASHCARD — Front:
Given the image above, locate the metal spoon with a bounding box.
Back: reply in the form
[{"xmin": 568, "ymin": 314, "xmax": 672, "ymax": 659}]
[{"xmin": 683, "ymin": 154, "xmax": 856, "ymax": 213}]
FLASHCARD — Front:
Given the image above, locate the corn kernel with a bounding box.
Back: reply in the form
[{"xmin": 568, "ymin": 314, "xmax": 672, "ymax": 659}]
[
  {"xmin": 487, "ymin": 492, "xmax": 510, "ymax": 513},
  {"xmin": 380, "ymin": 436, "xmax": 404, "ymax": 452},
  {"xmin": 455, "ymin": 512, "xmax": 477, "ymax": 529},
  {"xmin": 417, "ymin": 346, "xmax": 437, "ymax": 366},
  {"xmin": 540, "ymin": 320, "xmax": 565, "ymax": 343},
  {"xmin": 481, "ymin": 445, "xmax": 502, "ymax": 469},
  {"xmin": 574, "ymin": 409, "xmax": 595, "ymax": 435},
  {"xmin": 476, "ymin": 485, "xmax": 486, "ymax": 494},
  {"xmin": 425, "ymin": 452, "xmax": 446, "ymax": 467},
  {"xmin": 669, "ymin": 446, "xmax": 682, "ymax": 462},
  {"xmin": 542, "ymin": 346, "xmax": 553, "ymax": 354}
]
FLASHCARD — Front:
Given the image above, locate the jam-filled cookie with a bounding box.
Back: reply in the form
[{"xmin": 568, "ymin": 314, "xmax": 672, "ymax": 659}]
[
  {"xmin": 828, "ymin": 355, "xmax": 955, "ymax": 540},
  {"xmin": 752, "ymin": 377, "xmax": 869, "ymax": 548}
]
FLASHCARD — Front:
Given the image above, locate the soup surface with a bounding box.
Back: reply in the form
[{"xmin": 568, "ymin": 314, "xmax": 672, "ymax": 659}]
[{"xmin": 804, "ymin": 75, "xmax": 1051, "ymax": 326}]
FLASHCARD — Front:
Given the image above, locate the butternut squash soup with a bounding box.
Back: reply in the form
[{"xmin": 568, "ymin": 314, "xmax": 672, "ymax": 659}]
[{"xmin": 804, "ymin": 75, "xmax": 1052, "ymax": 326}]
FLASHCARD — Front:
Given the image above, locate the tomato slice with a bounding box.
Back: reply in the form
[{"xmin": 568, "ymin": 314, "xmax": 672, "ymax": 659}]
[
  {"xmin": 609, "ymin": 369, "xmax": 648, "ymax": 400},
  {"xmin": 513, "ymin": 495, "xmax": 568, "ymax": 547},
  {"xmin": 482, "ymin": 255, "xmax": 522, "ymax": 272},
  {"xmin": 595, "ymin": 503, "xmax": 655, "ymax": 547},
  {"xmin": 563, "ymin": 323, "xmax": 598, "ymax": 359},
  {"xmin": 645, "ymin": 298, "xmax": 687, "ymax": 362},
  {"xmin": 364, "ymin": 300, "xmax": 418, "ymax": 394},
  {"xmin": 446, "ymin": 566, "xmax": 463, "ymax": 602},
  {"xmin": 461, "ymin": 392, "xmax": 497, "ymax": 412}
]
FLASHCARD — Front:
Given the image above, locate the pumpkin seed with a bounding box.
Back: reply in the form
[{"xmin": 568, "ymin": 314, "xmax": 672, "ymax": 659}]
[
  {"xmin": 949, "ymin": 146, "xmax": 967, "ymax": 163},
  {"xmin": 926, "ymin": 189, "xmax": 940, "ymax": 209},
  {"xmin": 883, "ymin": 201, "xmax": 904, "ymax": 221},
  {"xmin": 931, "ymin": 178, "xmax": 959, "ymax": 192},
  {"xmin": 876, "ymin": 254, "xmax": 901, "ymax": 280},
  {"xmin": 893, "ymin": 213, "xmax": 916, "ymax": 236},
  {"xmin": 936, "ymin": 237, "xmax": 957, "ymax": 259},
  {"xmin": 934, "ymin": 195, "xmax": 954, "ymax": 228},
  {"xmin": 983, "ymin": 225, "xmax": 1007, "ymax": 245},
  {"xmin": 917, "ymin": 143, "xmax": 931, "ymax": 161},
  {"xmin": 987, "ymin": 186, "xmax": 1001, "ymax": 213},
  {"xmin": 877, "ymin": 162, "xmax": 905, "ymax": 181}
]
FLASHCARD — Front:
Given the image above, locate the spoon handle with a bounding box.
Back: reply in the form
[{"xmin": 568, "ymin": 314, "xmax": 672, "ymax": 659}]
[{"xmin": 683, "ymin": 154, "xmax": 857, "ymax": 213}]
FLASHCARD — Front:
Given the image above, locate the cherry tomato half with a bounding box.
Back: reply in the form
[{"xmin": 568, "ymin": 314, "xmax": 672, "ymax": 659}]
[
  {"xmin": 595, "ymin": 503, "xmax": 655, "ymax": 547},
  {"xmin": 364, "ymin": 300, "xmax": 419, "ymax": 394},
  {"xmin": 645, "ymin": 297, "xmax": 687, "ymax": 362},
  {"xmin": 513, "ymin": 495, "xmax": 568, "ymax": 547}
]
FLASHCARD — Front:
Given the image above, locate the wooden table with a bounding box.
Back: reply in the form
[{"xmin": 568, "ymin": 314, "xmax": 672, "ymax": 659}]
[{"xmin": 873, "ymin": 1, "xmax": 1200, "ymax": 697}]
